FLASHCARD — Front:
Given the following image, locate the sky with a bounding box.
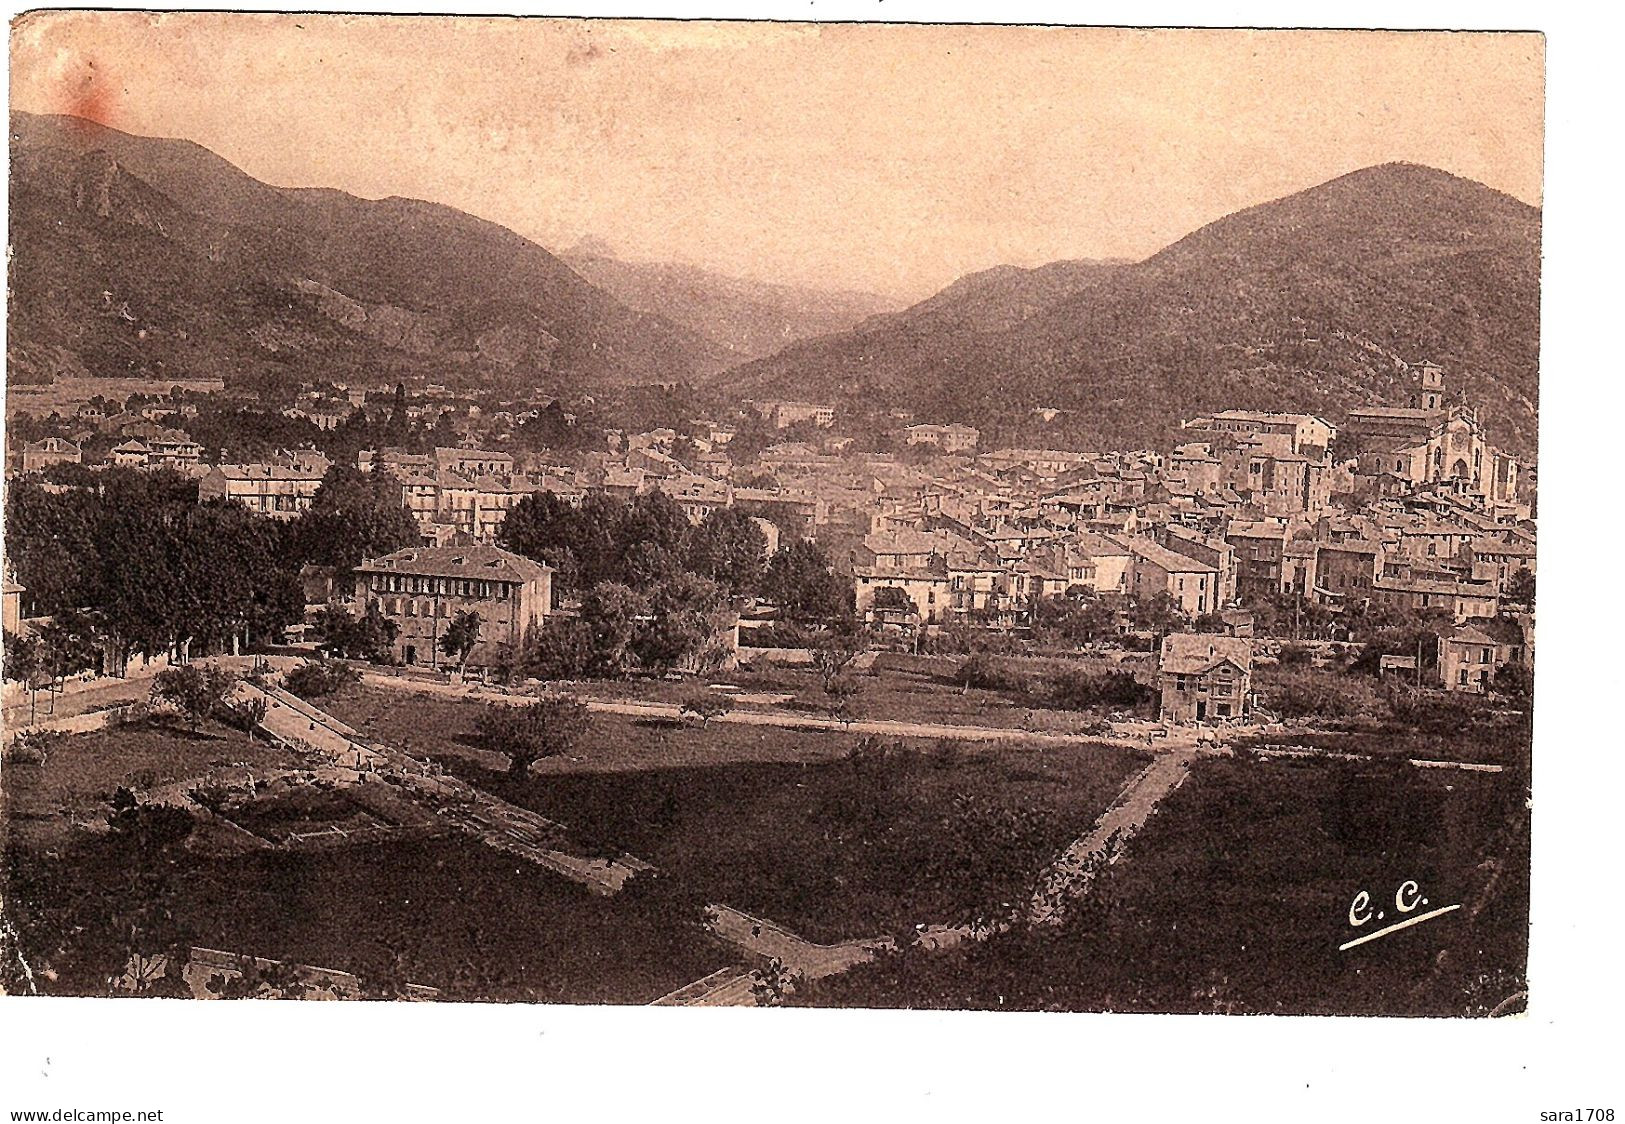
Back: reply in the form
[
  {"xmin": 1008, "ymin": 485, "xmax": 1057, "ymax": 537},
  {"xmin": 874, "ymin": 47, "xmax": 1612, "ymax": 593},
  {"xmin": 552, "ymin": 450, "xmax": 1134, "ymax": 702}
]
[{"xmin": 9, "ymin": 14, "xmax": 1544, "ymax": 301}]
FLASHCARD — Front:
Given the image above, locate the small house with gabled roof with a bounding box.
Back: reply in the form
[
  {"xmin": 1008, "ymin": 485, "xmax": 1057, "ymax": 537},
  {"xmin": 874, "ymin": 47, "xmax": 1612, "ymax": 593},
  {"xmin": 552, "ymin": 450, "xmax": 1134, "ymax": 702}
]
[{"xmin": 1159, "ymin": 633, "xmax": 1253, "ymax": 724}]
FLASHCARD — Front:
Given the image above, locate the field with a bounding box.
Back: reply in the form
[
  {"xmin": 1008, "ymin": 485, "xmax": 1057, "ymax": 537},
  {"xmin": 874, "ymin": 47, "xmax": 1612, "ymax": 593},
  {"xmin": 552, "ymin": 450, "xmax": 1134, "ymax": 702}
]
[
  {"xmin": 799, "ymin": 752, "xmax": 1530, "ymax": 1015},
  {"xmin": 1, "ymin": 715, "xmax": 302, "ymax": 850},
  {"xmin": 561, "ymin": 652, "xmax": 1155, "ymax": 734},
  {"xmin": 322, "ymin": 684, "xmax": 1148, "ymax": 941},
  {"xmin": 4, "ymin": 830, "xmax": 726, "ymax": 1004},
  {"xmin": 4, "ymin": 375, "xmax": 225, "ymax": 416},
  {"xmin": 5, "ymin": 683, "xmax": 1147, "ymax": 1000}
]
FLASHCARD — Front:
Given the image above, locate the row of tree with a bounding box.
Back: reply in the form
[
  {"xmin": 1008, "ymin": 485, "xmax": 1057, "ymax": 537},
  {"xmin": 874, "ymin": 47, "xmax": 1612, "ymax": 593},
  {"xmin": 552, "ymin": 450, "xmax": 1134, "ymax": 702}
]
[
  {"xmin": 3, "ymin": 461, "xmax": 430, "ymax": 677},
  {"xmin": 497, "ymin": 488, "xmax": 853, "ymax": 618}
]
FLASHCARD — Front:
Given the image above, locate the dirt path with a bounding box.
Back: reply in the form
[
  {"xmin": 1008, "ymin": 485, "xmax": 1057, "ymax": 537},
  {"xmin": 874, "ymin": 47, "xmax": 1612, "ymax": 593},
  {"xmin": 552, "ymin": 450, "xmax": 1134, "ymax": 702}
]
[
  {"xmin": 357, "ymin": 671, "xmax": 1201, "ymax": 754},
  {"xmin": 1027, "ymin": 749, "xmax": 1198, "ymax": 926}
]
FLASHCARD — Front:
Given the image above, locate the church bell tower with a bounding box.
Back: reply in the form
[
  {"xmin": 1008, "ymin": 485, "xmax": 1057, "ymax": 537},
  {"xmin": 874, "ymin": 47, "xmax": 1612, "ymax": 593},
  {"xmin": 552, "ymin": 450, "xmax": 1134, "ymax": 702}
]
[{"xmin": 1409, "ymin": 360, "xmax": 1444, "ymax": 412}]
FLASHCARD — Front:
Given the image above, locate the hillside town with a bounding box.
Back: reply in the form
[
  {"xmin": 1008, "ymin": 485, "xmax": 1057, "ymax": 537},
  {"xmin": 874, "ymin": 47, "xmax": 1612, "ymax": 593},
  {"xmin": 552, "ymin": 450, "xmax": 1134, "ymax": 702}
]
[{"xmin": 4, "ymin": 356, "xmax": 1534, "ymax": 705}]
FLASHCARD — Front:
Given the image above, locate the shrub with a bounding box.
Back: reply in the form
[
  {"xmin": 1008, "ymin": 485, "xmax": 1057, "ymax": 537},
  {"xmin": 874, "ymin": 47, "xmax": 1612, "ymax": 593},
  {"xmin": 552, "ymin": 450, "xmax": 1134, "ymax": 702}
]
[
  {"xmin": 283, "ymin": 658, "xmax": 361, "ymax": 700},
  {"xmin": 1045, "ymin": 668, "xmax": 1153, "ymax": 711},
  {"xmin": 740, "ymin": 621, "xmax": 815, "ymax": 650},
  {"xmin": 1385, "ymin": 688, "xmax": 1493, "ymax": 733},
  {"xmin": 1277, "ymin": 643, "xmax": 1313, "ymax": 666},
  {"xmin": 1257, "ymin": 667, "xmax": 1382, "ymax": 720},
  {"xmin": 106, "ymin": 789, "xmax": 196, "ymax": 852},
  {"xmin": 149, "ymin": 664, "xmax": 236, "ymax": 731},
  {"xmin": 953, "ymin": 653, "xmax": 1026, "ymax": 692},
  {"xmin": 476, "ymin": 694, "xmax": 593, "ymax": 780},
  {"xmin": 824, "ymin": 673, "xmax": 862, "ymax": 727},
  {"xmin": 679, "ymin": 691, "xmax": 733, "ymax": 727}
]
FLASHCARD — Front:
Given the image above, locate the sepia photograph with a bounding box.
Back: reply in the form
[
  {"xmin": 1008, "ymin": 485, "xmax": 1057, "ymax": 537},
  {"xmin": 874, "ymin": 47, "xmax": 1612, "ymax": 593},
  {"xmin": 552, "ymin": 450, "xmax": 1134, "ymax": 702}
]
[{"xmin": 0, "ymin": 5, "xmax": 1607, "ymax": 1119}]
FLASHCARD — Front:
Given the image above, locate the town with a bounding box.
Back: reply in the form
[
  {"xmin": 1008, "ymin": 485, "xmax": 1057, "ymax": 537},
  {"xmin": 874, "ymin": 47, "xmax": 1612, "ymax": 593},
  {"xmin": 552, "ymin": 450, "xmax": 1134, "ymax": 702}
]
[{"xmin": 2, "ymin": 352, "xmax": 1533, "ymax": 1012}]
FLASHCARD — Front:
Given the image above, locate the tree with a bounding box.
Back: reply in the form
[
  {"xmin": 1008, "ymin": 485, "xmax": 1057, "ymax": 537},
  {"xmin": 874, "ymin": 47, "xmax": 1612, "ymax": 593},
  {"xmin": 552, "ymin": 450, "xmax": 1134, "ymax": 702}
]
[
  {"xmin": 476, "ymin": 695, "xmax": 593, "ymax": 780},
  {"xmin": 387, "ymin": 381, "xmax": 409, "ymax": 443},
  {"xmin": 1130, "ymin": 591, "xmax": 1183, "ymax": 636},
  {"xmin": 283, "ymin": 657, "xmax": 361, "ymax": 699},
  {"xmin": 762, "ymin": 540, "xmax": 853, "ymax": 624},
  {"xmin": 438, "ymin": 610, "xmax": 482, "ymax": 675},
  {"xmin": 32, "ymin": 607, "xmax": 107, "ymax": 680},
  {"xmin": 149, "ymin": 664, "xmax": 236, "ymax": 732},
  {"xmin": 633, "ymin": 574, "xmax": 728, "ymax": 674},
  {"xmin": 231, "ymin": 695, "xmax": 269, "ymax": 743},
  {"xmin": 812, "ymin": 633, "xmax": 863, "ymax": 690},
  {"xmin": 1504, "ymin": 566, "xmax": 1535, "ymax": 607},
  {"xmin": 683, "ymin": 508, "xmax": 767, "ymax": 596},
  {"xmin": 4, "ymin": 482, "xmax": 101, "ymax": 617},
  {"xmin": 516, "ymin": 618, "xmax": 596, "ymax": 681},
  {"xmin": 1351, "ymin": 606, "xmax": 1454, "ymax": 675},
  {"xmin": 289, "ymin": 464, "xmax": 422, "ymax": 586},
  {"xmin": 316, "ymin": 603, "xmax": 399, "ymax": 663},
  {"xmin": 1033, "ymin": 592, "xmax": 1116, "ymax": 645},
  {"xmin": 1492, "ymin": 662, "xmax": 1533, "ymax": 700},
  {"xmin": 3, "ymin": 629, "xmax": 42, "ymax": 685},
  {"xmin": 617, "ymin": 492, "xmax": 692, "ymax": 588},
  {"xmin": 824, "ymin": 673, "xmax": 862, "ymax": 729},
  {"xmin": 4, "ymin": 629, "xmax": 50, "ymax": 721},
  {"xmin": 577, "ymin": 583, "xmax": 646, "ymax": 677},
  {"xmin": 679, "ymin": 690, "xmax": 733, "ymax": 728},
  {"xmin": 499, "ymin": 490, "xmax": 591, "ymax": 590}
]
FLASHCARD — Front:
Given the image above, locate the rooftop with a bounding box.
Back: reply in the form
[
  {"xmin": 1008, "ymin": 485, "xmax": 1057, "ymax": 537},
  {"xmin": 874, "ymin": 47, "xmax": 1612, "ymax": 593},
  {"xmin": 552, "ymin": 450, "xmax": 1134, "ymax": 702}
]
[
  {"xmin": 355, "ymin": 544, "xmax": 552, "ymax": 584},
  {"xmin": 1160, "ymin": 633, "xmax": 1253, "ymax": 675}
]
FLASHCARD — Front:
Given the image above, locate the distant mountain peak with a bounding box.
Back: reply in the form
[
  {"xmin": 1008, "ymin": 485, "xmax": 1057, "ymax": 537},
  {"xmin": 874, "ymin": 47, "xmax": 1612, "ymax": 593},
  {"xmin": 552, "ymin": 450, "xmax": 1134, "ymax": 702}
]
[
  {"xmin": 722, "ymin": 162, "xmax": 1540, "ymax": 457},
  {"xmin": 566, "ymin": 234, "xmax": 619, "ymax": 260}
]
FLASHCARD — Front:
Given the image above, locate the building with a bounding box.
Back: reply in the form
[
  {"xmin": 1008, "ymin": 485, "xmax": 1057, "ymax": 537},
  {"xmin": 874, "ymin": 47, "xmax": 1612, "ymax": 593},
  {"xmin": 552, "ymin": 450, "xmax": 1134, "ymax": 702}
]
[
  {"xmin": 1343, "ymin": 361, "xmax": 1519, "ymax": 508},
  {"xmin": 1181, "ymin": 411, "xmax": 1336, "ymax": 459},
  {"xmin": 1054, "ymin": 534, "xmax": 1133, "ymax": 595},
  {"xmin": 1437, "ymin": 623, "xmax": 1500, "ymax": 693},
  {"xmin": 1159, "ymin": 633, "xmax": 1253, "ymax": 724},
  {"xmin": 199, "ymin": 457, "xmax": 331, "ymax": 519},
  {"xmin": 855, "ymin": 561, "xmax": 952, "ymax": 628},
  {"xmin": 1312, "ymin": 539, "xmax": 1386, "ymax": 602},
  {"xmin": 143, "ymin": 429, "xmax": 204, "ymax": 471},
  {"xmin": 753, "ymin": 400, "xmax": 836, "ymax": 429},
  {"xmin": 903, "ymin": 423, "xmax": 981, "ymax": 453},
  {"xmin": 977, "ymin": 449, "xmax": 1090, "ymax": 478},
  {"xmin": 18, "ymin": 437, "xmax": 82, "ymax": 475},
  {"xmin": 1372, "ymin": 577, "xmax": 1500, "ymax": 622},
  {"xmin": 3, "ymin": 577, "xmax": 24, "ymax": 634},
  {"xmin": 434, "ymin": 447, "xmax": 514, "ymax": 479},
  {"xmin": 353, "ymin": 545, "xmax": 553, "ymax": 668},
  {"xmin": 1226, "ymin": 521, "xmax": 1294, "ymax": 596},
  {"xmin": 1119, "ymin": 537, "xmax": 1221, "ymax": 617}
]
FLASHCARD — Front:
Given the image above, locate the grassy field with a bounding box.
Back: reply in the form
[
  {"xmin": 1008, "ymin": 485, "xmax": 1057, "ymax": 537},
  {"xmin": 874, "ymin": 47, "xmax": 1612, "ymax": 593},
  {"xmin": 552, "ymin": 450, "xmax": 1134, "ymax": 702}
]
[
  {"xmin": 4, "ymin": 831, "xmax": 726, "ymax": 1004},
  {"xmin": 325, "ymin": 682, "xmax": 856, "ymax": 773},
  {"xmin": 324, "ymin": 685, "xmax": 1147, "ymax": 941},
  {"xmin": 799, "ymin": 753, "xmax": 1530, "ymax": 1016},
  {"xmin": 2, "ymin": 716, "xmax": 301, "ymax": 850},
  {"xmin": 558, "ymin": 656, "xmax": 1146, "ymax": 734},
  {"xmin": 1231, "ymin": 711, "xmax": 1533, "ymax": 768},
  {"xmin": 4, "ymin": 683, "xmax": 1145, "ymax": 1000}
]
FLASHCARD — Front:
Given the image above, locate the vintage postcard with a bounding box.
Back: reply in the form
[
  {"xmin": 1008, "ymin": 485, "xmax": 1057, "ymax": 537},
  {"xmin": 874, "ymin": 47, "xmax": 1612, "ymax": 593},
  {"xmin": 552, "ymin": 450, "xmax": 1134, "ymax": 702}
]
[{"xmin": 2, "ymin": 10, "xmax": 1543, "ymax": 1041}]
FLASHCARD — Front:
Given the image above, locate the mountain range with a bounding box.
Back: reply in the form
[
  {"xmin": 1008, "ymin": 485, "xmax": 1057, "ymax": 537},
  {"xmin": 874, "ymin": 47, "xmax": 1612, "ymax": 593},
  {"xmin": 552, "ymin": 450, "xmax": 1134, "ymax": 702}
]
[
  {"xmin": 722, "ymin": 163, "xmax": 1541, "ymax": 457},
  {"xmin": 559, "ymin": 242, "xmax": 901, "ymax": 362},
  {"xmin": 7, "ymin": 111, "xmax": 734, "ymax": 394},
  {"xmin": 7, "ymin": 114, "xmax": 1540, "ymax": 458}
]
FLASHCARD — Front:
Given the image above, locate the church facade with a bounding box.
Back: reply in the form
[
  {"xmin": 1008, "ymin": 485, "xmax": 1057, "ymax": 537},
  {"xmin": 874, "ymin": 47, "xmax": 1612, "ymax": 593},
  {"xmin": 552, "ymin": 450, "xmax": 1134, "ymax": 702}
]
[{"xmin": 1342, "ymin": 361, "xmax": 1520, "ymax": 509}]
